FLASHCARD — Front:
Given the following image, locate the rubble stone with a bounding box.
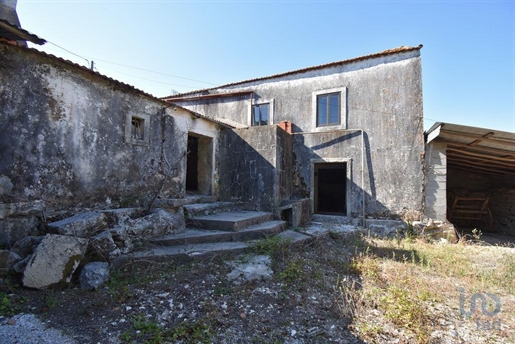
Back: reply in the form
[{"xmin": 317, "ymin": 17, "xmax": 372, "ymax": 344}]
[
  {"xmin": 90, "ymin": 231, "xmax": 117, "ymax": 258},
  {"xmin": 0, "ymin": 201, "xmax": 44, "ymax": 220},
  {"xmin": 79, "ymin": 262, "xmax": 110, "ymax": 290},
  {"xmin": 22, "ymin": 234, "xmax": 88, "ymax": 289},
  {"xmin": 48, "ymin": 212, "xmax": 108, "ymax": 237},
  {"xmin": 10, "ymin": 236, "xmax": 43, "ymax": 259},
  {"xmin": 128, "ymin": 208, "xmax": 185, "ymax": 237},
  {"xmin": 0, "ymin": 250, "xmax": 21, "ymax": 276},
  {"xmin": 0, "ymin": 216, "xmax": 40, "ymax": 246}
]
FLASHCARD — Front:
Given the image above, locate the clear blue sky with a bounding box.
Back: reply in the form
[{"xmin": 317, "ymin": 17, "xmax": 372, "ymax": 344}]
[{"xmin": 17, "ymin": 0, "xmax": 514, "ymax": 132}]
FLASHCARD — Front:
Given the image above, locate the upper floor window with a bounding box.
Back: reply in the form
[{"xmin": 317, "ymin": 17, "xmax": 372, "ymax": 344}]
[
  {"xmin": 252, "ymin": 103, "xmax": 269, "ymax": 126},
  {"xmin": 312, "ymin": 87, "xmax": 347, "ymax": 130},
  {"xmin": 317, "ymin": 92, "xmax": 340, "ymax": 126}
]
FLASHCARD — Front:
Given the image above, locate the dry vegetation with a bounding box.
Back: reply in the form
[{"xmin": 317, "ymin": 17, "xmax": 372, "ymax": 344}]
[{"xmin": 336, "ymin": 233, "xmax": 515, "ymax": 343}]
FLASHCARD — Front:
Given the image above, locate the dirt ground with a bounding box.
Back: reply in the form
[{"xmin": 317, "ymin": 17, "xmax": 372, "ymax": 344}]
[{"xmin": 0, "ymin": 230, "xmax": 514, "ymax": 344}]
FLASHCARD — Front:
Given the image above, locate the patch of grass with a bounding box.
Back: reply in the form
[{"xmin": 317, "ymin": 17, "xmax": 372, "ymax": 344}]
[
  {"xmin": 121, "ymin": 315, "xmax": 213, "ymax": 344},
  {"xmin": 0, "ymin": 291, "xmax": 29, "ymax": 317},
  {"xmin": 106, "ymin": 270, "xmax": 135, "ymax": 302},
  {"xmin": 213, "ymin": 280, "xmax": 231, "ymax": 296},
  {"xmin": 43, "ymin": 290, "xmax": 60, "ymax": 310},
  {"xmin": 252, "ymin": 235, "xmax": 284, "ymax": 256},
  {"xmin": 168, "ymin": 320, "xmax": 212, "ymax": 343},
  {"xmin": 336, "ymin": 235, "xmax": 515, "ymax": 343},
  {"xmin": 278, "ymin": 259, "xmax": 303, "ymax": 286},
  {"xmin": 379, "ymin": 282, "xmax": 431, "ymax": 342}
]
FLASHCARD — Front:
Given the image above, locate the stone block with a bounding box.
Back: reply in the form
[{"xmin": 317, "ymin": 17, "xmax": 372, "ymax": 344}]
[
  {"xmin": 0, "ymin": 216, "xmax": 40, "ymax": 246},
  {"xmin": 11, "ymin": 236, "xmax": 43, "ymax": 259},
  {"xmin": 90, "ymin": 231, "xmax": 117, "ymax": 258},
  {"xmin": 22, "ymin": 234, "xmax": 88, "ymax": 289},
  {"xmin": 48, "ymin": 212, "xmax": 108, "ymax": 237},
  {"xmin": 0, "ymin": 250, "xmax": 21, "ymax": 276},
  {"xmin": 110, "ymin": 226, "xmax": 133, "ymax": 254},
  {"xmin": 0, "ymin": 201, "xmax": 45, "ymax": 220},
  {"xmin": 129, "ymin": 208, "xmax": 185, "ymax": 237},
  {"xmin": 79, "ymin": 262, "xmax": 110, "ymax": 290}
]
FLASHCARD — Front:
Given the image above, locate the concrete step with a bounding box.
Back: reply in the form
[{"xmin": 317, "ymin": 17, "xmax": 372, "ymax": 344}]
[
  {"xmin": 187, "ymin": 211, "xmax": 274, "ymax": 231},
  {"xmin": 184, "ymin": 202, "xmax": 239, "ymax": 217},
  {"xmin": 148, "ymin": 220, "xmax": 288, "ymax": 246},
  {"xmin": 112, "ymin": 241, "xmax": 251, "ymax": 267},
  {"xmin": 111, "ymin": 229, "xmax": 312, "ymax": 268},
  {"xmin": 151, "ymin": 195, "xmax": 218, "ymax": 209}
]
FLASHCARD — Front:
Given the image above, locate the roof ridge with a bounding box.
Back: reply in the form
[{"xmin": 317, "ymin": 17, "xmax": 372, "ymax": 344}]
[{"xmin": 162, "ymin": 44, "xmax": 423, "ymax": 100}]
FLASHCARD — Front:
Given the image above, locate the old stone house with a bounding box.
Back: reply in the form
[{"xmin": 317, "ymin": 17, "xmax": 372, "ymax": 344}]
[
  {"xmin": 0, "ymin": 41, "xmax": 224, "ymax": 210},
  {"xmin": 164, "ymin": 45, "xmax": 426, "ymax": 225}
]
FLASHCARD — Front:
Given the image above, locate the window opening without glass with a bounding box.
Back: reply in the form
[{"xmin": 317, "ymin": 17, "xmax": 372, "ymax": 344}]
[{"xmin": 131, "ymin": 117, "xmax": 145, "ymax": 140}]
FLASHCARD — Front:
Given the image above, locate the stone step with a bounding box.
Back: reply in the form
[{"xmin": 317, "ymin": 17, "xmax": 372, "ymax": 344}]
[
  {"xmin": 184, "ymin": 202, "xmax": 237, "ymax": 217},
  {"xmin": 187, "ymin": 211, "xmax": 274, "ymax": 231},
  {"xmin": 111, "ymin": 229, "xmax": 311, "ymax": 268},
  {"xmin": 112, "ymin": 241, "xmax": 251, "ymax": 267},
  {"xmin": 151, "ymin": 195, "xmax": 219, "ymax": 209},
  {"xmin": 148, "ymin": 220, "xmax": 288, "ymax": 246}
]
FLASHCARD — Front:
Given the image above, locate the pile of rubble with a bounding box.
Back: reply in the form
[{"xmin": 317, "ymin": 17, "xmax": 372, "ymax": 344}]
[{"xmin": 0, "ymin": 200, "xmax": 185, "ymax": 290}]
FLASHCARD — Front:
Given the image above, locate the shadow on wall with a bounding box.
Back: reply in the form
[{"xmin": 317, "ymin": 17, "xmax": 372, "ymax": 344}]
[
  {"xmin": 219, "ymin": 127, "xmax": 277, "ymax": 212},
  {"xmin": 292, "ymin": 125, "xmax": 391, "ymax": 219}
]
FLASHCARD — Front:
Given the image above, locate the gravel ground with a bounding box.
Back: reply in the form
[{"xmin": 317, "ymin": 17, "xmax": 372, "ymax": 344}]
[{"xmin": 0, "ymin": 314, "xmax": 76, "ymax": 344}]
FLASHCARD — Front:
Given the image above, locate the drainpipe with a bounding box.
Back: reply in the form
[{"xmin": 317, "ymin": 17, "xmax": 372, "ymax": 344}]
[{"xmin": 292, "ymin": 128, "xmax": 366, "ymax": 227}]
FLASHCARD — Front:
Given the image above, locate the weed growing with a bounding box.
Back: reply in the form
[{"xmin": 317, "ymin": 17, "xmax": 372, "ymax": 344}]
[
  {"xmin": 334, "ymin": 233, "xmax": 515, "ymax": 343},
  {"xmin": 0, "ymin": 290, "xmax": 29, "ymax": 317}
]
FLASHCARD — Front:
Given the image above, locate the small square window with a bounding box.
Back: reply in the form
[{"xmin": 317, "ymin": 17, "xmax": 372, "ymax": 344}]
[
  {"xmin": 131, "ymin": 117, "xmax": 145, "ymax": 140},
  {"xmin": 317, "ymin": 92, "xmax": 340, "ymax": 127},
  {"xmin": 252, "ymin": 103, "xmax": 269, "ymax": 126},
  {"xmin": 125, "ymin": 113, "xmax": 150, "ymax": 145}
]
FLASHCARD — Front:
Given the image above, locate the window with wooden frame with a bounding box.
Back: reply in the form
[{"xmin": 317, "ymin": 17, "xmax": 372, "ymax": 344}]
[
  {"xmin": 131, "ymin": 117, "xmax": 145, "ymax": 140},
  {"xmin": 125, "ymin": 113, "xmax": 150, "ymax": 145}
]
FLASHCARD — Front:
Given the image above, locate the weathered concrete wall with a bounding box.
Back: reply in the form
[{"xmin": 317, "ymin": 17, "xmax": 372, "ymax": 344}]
[
  {"xmin": 175, "ymin": 50, "xmax": 425, "ymax": 218},
  {"xmin": 219, "ymin": 126, "xmax": 292, "ymax": 211},
  {"xmin": 0, "ymin": 43, "xmax": 220, "ymax": 209},
  {"xmin": 425, "ymin": 141, "xmax": 447, "ymax": 221},
  {"xmin": 276, "ymin": 127, "xmax": 293, "ymax": 203}
]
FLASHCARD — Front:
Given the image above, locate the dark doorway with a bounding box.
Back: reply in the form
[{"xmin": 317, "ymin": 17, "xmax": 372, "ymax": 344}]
[
  {"xmin": 186, "ymin": 136, "xmax": 198, "ymax": 191},
  {"xmin": 314, "ymin": 163, "xmax": 347, "ymax": 215}
]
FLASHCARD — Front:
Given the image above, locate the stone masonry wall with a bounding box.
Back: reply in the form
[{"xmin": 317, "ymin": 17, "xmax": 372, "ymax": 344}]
[
  {"xmin": 0, "ymin": 43, "xmax": 221, "ymax": 209},
  {"xmin": 487, "ymin": 189, "xmax": 515, "ymax": 235}
]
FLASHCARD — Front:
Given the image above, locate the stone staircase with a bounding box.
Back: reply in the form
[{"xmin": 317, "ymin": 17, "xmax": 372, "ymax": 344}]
[{"xmin": 112, "ymin": 200, "xmax": 295, "ymax": 266}]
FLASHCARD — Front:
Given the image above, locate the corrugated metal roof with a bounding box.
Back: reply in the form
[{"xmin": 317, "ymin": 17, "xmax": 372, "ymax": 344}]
[
  {"xmin": 426, "ymin": 122, "xmax": 515, "ymax": 176},
  {"xmin": 0, "ymin": 41, "xmax": 232, "ymax": 129},
  {"xmin": 163, "ymin": 45, "xmax": 423, "ymax": 100},
  {"xmin": 0, "ymin": 19, "xmax": 46, "ymax": 45}
]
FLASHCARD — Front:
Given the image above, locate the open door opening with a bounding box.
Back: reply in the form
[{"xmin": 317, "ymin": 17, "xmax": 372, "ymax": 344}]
[
  {"xmin": 186, "ymin": 136, "xmax": 198, "ymax": 192},
  {"xmin": 314, "ymin": 162, "xmax": 347, "ymax": 215},
  {"xmin": 186, "ymin": 133, "xmax": 213, "ymax": 195}
]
